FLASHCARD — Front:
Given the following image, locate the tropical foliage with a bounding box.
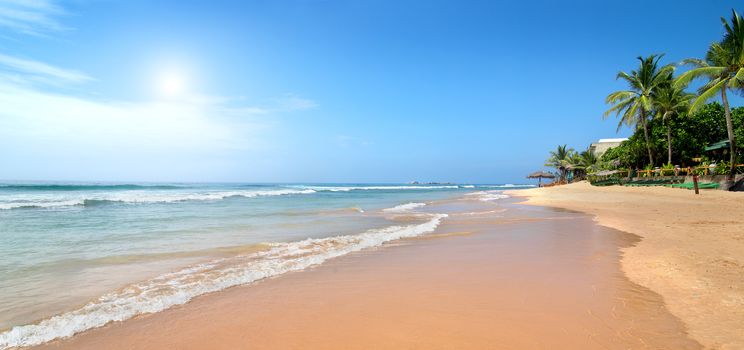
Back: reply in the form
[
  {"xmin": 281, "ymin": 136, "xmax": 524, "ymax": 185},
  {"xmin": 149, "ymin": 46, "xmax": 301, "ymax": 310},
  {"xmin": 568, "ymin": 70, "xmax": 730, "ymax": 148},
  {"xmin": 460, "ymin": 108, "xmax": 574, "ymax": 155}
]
[
  {"xmin": 544, "ymin": 145, "xmax": 599, "ymax": 182},
  {"xmin": 600, "ymin": 103, "xmax": 744, "ymax": 169},
  {"xmin": 652, "ymin": 82, "xmax": 694, "ymax": 164},
  {"xmin": 545, "ymin": 102, "xmax": 744, "ymax": 180},
  {"xmin": 675, "ymin": 9, "xmax": 744, "ymax": 177},
  {"xmin": 604, "ymin": 55, "xmax": 674, "ymax": 165},
  {"xmin": 544, "ymin": 8, "xmax": 744, "ymax": 183},
  {"xmin": 545, "ymin": 145, "xmax": 574, "ymax": 183}
]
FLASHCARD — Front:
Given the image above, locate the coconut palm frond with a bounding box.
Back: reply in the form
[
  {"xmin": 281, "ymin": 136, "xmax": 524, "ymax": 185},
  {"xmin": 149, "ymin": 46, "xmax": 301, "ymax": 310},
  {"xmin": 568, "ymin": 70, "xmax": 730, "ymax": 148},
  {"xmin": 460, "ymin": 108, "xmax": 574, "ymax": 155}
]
[{"xmin": 691, "ymin": 79, "xmax": 726, "ymax": 113}]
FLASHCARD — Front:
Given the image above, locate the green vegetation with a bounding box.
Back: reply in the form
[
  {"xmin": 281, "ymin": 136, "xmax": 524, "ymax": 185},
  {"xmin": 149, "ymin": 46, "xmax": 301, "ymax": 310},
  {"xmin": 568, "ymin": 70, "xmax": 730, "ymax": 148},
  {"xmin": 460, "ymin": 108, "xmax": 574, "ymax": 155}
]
[
  {"xmin": 676, "ymin": 10, "xmax": 744, "ymax": 177},
  {"xmin": 545, "ymin": 8, "xmax": 744, "ymax": 183},
  {"xmin": 545, "ymin": 145, "xmax": 574, "ymax": 183},
  {"xmin": 599, "ymin": 103, "xmax": 744, "ymax": 170},
  {"xmin": 652, "ymin": 82, "xmax": 694, "ymax": 164},
  {"xmin": 604, "ymin": 55, "xmax": 674, "ymax": 165},
  {"xmin": 544, "ymin": 145, "xmax": 599, "ymax": 183}
]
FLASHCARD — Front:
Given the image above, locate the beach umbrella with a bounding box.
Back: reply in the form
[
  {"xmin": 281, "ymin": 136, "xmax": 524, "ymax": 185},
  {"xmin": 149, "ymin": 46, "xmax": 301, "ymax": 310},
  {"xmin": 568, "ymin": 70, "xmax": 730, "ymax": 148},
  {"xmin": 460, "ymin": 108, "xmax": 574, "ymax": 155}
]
[{"xmin": 527, "ymin": 171, "xmax": 556, "ymax": 187}]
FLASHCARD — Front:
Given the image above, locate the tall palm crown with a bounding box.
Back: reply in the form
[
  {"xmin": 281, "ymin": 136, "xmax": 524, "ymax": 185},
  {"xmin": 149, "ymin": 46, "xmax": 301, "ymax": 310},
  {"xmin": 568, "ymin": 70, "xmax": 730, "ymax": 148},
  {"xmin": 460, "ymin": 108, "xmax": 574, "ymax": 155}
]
[
  {"xmin": 605, "ymin": 55, "xmax": 674, "ymax": 166},
  {"xmin": 566, "ymin": 150, "xmax": 598, "ymax": 181},
  {"xmin": 545, "ymin": 145, "xmax": 575, "ymax": 182},
  {"xmin": 652, "ymin": 82, "xmax": 694, "ymax": 164},
  {"xmin": 676, "ymin": 9, "xmax": 744, "ymax": 177},
  {"xmin": 578, "ymin": 150, "xmax": 599, "ymax": 173}
]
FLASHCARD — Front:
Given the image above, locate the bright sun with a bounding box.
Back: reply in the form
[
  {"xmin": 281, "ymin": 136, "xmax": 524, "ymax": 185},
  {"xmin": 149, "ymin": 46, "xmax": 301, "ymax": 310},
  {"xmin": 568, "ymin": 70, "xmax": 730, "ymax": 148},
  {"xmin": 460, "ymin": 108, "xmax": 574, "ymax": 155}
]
[{"xmin": 158, "ymin": 72, "xmax": 185, "ymax": 97}]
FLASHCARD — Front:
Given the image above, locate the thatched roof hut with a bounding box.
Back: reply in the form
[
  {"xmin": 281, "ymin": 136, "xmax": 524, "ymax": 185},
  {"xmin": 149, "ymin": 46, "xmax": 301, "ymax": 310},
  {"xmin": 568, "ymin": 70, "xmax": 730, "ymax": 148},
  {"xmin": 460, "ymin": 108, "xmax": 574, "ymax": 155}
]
[{"xmin": 526, "ymin": 171, "xmax": 555, "ymax": 187}]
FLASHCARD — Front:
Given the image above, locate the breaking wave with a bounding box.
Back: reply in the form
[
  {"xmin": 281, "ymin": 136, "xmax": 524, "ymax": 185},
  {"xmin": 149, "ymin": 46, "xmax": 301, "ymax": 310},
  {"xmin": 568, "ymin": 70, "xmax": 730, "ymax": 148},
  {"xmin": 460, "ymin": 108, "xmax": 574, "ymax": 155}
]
[
  {"xmin": 0, "ymin": 189, "xmax": 317, "ymax": 210},
  {"xmin": 466, "ymin": 191, "xmax": 510, "ymax": 201},
  {"xmin": 0, "ymin": 184, "xmax": 187, "ymax": 192},
  {"xmin": 0, "ymin": 213, "xmax": 447, "ymax": 349},
  {"xmin": 294, "ymin": 185, "xmax": 461, "ymax": 192},
  {"xmin": 383, "ymin": 202, "xmax": 427, "ymax": 213}
]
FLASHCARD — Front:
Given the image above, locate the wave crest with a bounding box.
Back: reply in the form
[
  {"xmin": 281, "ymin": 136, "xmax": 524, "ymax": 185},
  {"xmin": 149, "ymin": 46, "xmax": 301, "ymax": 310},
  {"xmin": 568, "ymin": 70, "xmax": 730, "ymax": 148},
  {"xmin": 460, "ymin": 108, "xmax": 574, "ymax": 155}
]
[
  {"xmin": 0, "ymin": 189, "xmax": 317, "ymax": 210},
  {"xmin": 383, "ymin": 202, "xmax": 426, "ymax": 213},
  {"xmin": 0, "ymin": 213, "xmax": 447, "ymax": 349},
  {"xmin": 480, "ymin": 184, "xmax": 535, "ymax": 188},
  {"xmin": 295, "ymin": 185, "xmax": 460, "ymax": 192},
  {"xmin": 466, "ymin": 191, "xmax": 510, "ymax": 201},
  {"xmin": 0, "ymin": 184, "xmax": 187, "ymax": 191}
]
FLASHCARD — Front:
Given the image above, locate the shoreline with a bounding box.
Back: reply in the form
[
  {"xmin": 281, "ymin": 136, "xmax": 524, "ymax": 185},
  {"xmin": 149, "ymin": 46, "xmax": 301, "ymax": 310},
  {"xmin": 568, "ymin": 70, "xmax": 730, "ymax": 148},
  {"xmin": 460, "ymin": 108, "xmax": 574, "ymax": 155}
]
[
  {"xmin": 505, "ymin": 182, "xmax": 744, "ymax": 349},
  {"xmin": 28, "ymin": 195, "xmax": 700, "ymax": 349}
]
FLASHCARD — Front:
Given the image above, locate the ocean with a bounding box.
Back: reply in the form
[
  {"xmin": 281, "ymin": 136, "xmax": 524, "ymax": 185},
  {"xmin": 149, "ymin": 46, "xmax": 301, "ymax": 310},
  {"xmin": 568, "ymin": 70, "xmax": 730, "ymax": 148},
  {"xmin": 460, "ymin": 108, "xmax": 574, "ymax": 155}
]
[{"xmin": 0, "ymin": 182, "xmax": 531, "ymax": 348}]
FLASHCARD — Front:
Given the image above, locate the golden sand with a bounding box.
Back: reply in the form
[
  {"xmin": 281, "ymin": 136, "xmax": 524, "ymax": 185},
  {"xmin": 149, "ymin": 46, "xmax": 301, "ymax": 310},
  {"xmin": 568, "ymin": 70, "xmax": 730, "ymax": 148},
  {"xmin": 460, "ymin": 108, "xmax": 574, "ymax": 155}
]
[
  {"xmin": 506, "ymin": 182, "xmax": 744, "ymax": 349},
  {"xmin": 32, "ymin": 199, "xmax": 700, "ymax": 349}
]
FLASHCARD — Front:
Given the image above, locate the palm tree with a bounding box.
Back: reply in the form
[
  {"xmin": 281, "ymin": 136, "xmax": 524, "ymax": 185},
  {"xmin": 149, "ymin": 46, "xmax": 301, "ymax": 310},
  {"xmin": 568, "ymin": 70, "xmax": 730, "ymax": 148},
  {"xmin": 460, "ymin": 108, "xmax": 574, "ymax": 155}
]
[
  {"xmin": 676, "ymin": 9, "xmax": 744, "ymax": 178},
  {"xmin": 567, "ymin": 151, "xmax": 583, "ymax": 180},
  {"xmin": 545, "ymin": 145, "xmax": 575, "ymax": 183},
  {"xmin": 566, "ymin": 150, "xmax": 598, "ymax": 181},
  {"xmin": 578, "ymin": 150, "xmax": 599, "ymax": 173},
  {"xmin": 652, "ymin": 82, "xmax": 694, "ymax": 164},
  {"xmin": 605, "ymin": 55, "xmax": 674, "ymax": 166}
]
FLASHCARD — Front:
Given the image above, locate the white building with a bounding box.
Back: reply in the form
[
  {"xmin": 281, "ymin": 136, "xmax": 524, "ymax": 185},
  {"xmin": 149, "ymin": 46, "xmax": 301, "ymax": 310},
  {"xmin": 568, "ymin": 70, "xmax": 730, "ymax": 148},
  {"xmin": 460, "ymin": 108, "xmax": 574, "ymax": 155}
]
[{"xmin": 589, "ymin": 138, "xmax": 628, "ymax": 158}]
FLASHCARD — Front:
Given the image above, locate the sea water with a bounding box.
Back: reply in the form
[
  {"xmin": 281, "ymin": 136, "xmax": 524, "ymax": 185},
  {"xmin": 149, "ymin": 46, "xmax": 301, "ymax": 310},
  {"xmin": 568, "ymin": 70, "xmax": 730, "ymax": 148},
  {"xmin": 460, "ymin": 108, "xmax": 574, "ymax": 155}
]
[{"xmin": 0, "ymin": 182, "xmax": 532, "ymax": 348}]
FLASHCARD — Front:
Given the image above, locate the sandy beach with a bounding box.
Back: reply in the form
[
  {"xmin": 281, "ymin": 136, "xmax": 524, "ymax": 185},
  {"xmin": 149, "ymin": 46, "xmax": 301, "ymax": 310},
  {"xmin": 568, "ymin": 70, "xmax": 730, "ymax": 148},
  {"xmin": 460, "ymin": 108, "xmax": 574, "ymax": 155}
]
[
  {"xmin": 4, "ymin": 1, "xmax": 744, "ymax": 349},
  {"xmin": 31, "ymin": 196, "xmax": 702, "ymax": 350},
  {"xmin": 506, "ymin": 182, "xmax": 744, "ymax": 349}
]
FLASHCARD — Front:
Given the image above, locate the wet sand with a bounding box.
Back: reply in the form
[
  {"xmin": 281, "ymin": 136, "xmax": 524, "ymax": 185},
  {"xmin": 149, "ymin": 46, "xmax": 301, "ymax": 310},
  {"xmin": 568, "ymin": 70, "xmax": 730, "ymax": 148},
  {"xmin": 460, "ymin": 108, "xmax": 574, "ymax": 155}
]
[
  {"xmin": 506, "ymin": 182, "xmax": 744, "ymax": 349},
  {"xmin": 31, "ymin": 197, "xmax": 700, "ymax": 350}
]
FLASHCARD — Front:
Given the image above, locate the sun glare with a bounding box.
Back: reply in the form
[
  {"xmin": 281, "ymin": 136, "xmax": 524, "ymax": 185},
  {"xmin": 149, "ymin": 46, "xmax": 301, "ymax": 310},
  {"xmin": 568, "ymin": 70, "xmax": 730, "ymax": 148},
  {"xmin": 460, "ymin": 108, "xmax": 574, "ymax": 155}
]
[{"xmin": 157, "ymin": 72, "xmax": 186, "ymax": 97}]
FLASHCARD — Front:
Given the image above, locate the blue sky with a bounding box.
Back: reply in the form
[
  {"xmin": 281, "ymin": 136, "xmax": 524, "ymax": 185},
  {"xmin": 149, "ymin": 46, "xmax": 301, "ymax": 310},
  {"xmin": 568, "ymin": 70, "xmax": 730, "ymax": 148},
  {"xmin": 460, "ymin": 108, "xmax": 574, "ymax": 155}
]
[{"xmin": 0, "ymin": 0, "xmax": 740, "ymax": 183}]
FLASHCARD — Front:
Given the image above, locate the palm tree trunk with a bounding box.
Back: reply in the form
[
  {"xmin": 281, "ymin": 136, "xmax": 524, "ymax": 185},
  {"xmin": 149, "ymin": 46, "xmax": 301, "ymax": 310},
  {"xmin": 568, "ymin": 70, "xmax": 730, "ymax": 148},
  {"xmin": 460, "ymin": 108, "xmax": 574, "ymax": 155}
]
[
  {"xmin": 721, "ymin": 85, "xmax": 738, "ymax": 179},
  {"xmin": 666, "ymin": 120, "xmax": 672, "ymax": 165},
  {"xmin": 640, "ymin": 109, "xmax": 654, "ymax": 165}
]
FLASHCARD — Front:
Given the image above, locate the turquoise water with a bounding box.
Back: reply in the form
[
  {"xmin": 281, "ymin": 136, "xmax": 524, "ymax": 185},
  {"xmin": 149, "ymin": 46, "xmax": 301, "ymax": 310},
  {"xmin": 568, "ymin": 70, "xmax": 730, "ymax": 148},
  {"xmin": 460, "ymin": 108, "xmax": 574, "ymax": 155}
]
[{"xmin": 0, "ymin": 182, "xmax": 531, "ymax": 348}]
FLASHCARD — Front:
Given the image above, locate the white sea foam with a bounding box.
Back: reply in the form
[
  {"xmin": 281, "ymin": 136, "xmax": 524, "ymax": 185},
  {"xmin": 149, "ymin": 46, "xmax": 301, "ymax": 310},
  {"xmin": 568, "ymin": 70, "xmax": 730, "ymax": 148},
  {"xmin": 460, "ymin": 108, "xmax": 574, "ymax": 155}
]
[
  {"xmin": 0, "ymin": 213, "xmax": 447, "ymax": 349},
  {"xmin": 383, "ymin": 202, "xmax": 426, "ymax": 213},
  {"xmin": 479, "ymin": 193, "xmax": 509, "ymax": 201},
  {"xmin": 0, "ymin": 189, "xmax": 316, "ymax": 210},
  {"xmin": 0, "ymin": 184, "xmax": 470, "ymax": 210},
  {"xmin": 466, "ymin": 191, "xmax": 510, "ymax": 201},
  {"xmin": 295, "ymin": 185, "xmax": 459, "ymax": 192},
  {"xmin": 0, "ymin": 199, "xmax": 85, "ymax": 210},
  {"xmin": 480, "ymin": 184, "xmax": 535, "ymax": 188},
  {"xmin": 97, "ymin": 189, "xmax": 318, "ymax": 204},
  {"xmin": 459, "ymin": 209, "xmax": 507, "ymax": 216}
]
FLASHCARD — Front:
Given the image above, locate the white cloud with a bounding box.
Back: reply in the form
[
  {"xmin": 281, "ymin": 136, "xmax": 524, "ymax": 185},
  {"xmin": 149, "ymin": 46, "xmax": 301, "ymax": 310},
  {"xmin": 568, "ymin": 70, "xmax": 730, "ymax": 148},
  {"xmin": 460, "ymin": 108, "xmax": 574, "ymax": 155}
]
[
  {"xmin": 0, "ymin": 54, "xmax": 92, "ymax": 83},
  {"xmin": 0, "ymin": 80, "xmax": 279, "ymax": 180},
  {"xmin": 274, "ymin": 94, "xmax": 318, "ymax": 111},
  {"xmin": 0, "ymin": 49, "xmax": 317, "ymax": 180},
  {"xmin": 0, "ymin": 0, "xmax": 66, "ymax": 35},
  {"xmin": 0, "ymin": 82, "xmax": 271, "ymax": 153},
  {"xmin": 229, "ymin": 94, "xmax": 318, "ymax": 115}
]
